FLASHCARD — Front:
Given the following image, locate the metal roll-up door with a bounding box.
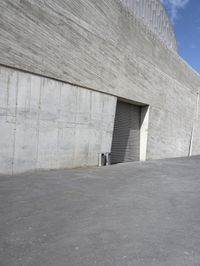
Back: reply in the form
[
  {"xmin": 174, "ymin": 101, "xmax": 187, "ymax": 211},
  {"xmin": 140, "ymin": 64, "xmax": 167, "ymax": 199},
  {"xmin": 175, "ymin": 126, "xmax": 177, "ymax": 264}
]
[{"xmin": 111, "ymin": 101, "xmax": 140, "ymax": 164}]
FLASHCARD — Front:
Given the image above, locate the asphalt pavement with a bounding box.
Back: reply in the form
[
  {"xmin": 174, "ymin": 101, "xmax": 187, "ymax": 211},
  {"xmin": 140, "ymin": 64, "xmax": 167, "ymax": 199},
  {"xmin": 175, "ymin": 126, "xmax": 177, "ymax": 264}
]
[{"xmin": 1, "ymin": 156, "xmax": 200, "ymax": 266}]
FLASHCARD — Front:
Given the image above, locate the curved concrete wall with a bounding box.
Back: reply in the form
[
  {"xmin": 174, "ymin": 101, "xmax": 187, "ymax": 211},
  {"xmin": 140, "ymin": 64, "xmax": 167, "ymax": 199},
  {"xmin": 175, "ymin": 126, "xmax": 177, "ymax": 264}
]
[
  {"xmin": 119, "ymin": 0, "xmax": 177, "ymax": 51},
  {"xmin": 0, "ymin": 0, "xmax": 200, "ymax": 174}
]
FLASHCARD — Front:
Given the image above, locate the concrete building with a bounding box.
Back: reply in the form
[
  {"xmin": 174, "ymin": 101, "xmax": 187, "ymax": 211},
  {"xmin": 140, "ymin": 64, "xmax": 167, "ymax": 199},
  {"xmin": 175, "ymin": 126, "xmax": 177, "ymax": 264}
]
[{"xmin": 0, "ymin": 0, "xmax": 200, "ymax": 175}]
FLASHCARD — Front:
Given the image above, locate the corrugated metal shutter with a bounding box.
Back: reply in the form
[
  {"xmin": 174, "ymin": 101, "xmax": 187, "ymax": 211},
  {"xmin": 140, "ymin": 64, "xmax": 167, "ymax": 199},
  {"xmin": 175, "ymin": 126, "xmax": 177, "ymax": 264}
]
[{"xmin": 111, "ymin": 101, "xmax": 140, "ymax": 164}]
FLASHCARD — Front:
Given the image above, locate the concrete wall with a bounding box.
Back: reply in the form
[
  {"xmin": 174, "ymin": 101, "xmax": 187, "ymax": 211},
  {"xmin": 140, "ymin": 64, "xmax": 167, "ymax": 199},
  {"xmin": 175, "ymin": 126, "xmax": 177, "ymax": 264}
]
[
  {"xmin": 0, "ymin": 0, "xmax": 199, "ymax": 96},
  {"xmin": 0, "ymin": 66, "xmax": 116, "ymax": 175},
  {"xmin": 0, "ymin": 0, "xmax": 200, "ymax": 174},
  {"xmin": 190, "ymin": 92, "xmax": 200, "ymax": 156},
  {"xmin": 119, "ymin": 0, "xmax": 177, "ymax": 51}
]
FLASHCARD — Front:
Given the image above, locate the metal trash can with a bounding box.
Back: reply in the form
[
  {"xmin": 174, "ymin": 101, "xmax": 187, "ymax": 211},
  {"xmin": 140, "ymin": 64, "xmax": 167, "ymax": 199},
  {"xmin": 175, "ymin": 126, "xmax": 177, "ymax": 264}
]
[
  {"xmin": 98, "ymin": 153, "xmax": 106, "ymax": 167},
  {"xmin": 105, "ymin": 152, "xmax": 111, "ymax": 166}
]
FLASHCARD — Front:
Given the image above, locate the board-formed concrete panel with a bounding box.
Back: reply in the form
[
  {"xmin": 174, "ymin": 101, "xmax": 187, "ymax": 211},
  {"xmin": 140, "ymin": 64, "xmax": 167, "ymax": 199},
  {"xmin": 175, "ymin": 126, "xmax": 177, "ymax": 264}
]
[
  {"xmin": 119, "ymin": 0, "xmax": 177, "ymax": 51},
  {"xmin": 0, "ymin": 0, "xmax": 199, "ymax": 97}
]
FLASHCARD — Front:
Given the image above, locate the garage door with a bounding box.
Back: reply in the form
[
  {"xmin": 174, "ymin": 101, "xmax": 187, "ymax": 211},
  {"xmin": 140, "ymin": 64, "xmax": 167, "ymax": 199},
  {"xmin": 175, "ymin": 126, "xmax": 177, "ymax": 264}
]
[{"xmin": 111, "ymin": 101, "xmax": 140, "ymax": 164}]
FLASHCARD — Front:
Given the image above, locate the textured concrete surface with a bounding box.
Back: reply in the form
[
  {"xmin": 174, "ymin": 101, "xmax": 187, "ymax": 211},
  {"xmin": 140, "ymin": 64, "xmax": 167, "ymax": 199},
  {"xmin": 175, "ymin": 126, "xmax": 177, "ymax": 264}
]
[
  {"xmin": 1, "ymin": 0, "xmax": 200, "ymax": 174},
  {"xmin": 119, "ymin": 0, "xmax": 177, "ymax": 51},
  {"xmin": 1, "ymin": 156, "xmax": 200, "ymax": 266},
  {"xmin": 1, "ymin": 0, "xmax": 199, "ymax": 93},
  {"xmin": 0, "ymin": 66, "xmax": 116, "ymax": 175}
]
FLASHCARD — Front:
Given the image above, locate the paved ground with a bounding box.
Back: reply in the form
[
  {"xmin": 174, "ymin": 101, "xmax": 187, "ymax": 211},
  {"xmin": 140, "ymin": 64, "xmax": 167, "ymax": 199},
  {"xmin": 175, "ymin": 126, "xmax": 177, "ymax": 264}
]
[{"xmin": 1, "ymin": 157, "xmax": 200, "ymax": 266}]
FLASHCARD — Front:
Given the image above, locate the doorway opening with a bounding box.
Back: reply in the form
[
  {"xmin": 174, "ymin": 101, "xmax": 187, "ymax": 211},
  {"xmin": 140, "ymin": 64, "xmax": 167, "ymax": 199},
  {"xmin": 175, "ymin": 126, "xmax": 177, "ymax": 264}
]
[{"xmin": 111, "ymin": 100, "xmax": 149, "ymax": 164}]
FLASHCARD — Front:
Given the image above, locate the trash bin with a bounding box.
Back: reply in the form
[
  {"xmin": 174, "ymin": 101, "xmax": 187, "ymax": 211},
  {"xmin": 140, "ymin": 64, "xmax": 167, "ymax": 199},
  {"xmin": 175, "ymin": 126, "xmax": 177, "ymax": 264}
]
[{"xmin": 98, "ymin": 153, "xmax": 106, "ymax": 166}]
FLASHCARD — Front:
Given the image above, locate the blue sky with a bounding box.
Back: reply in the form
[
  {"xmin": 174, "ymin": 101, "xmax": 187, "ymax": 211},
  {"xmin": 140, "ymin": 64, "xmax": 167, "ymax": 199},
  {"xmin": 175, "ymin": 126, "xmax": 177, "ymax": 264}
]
[{"xmin": 161, "ymin": 0, "xmax": 200, "ymax": 74}]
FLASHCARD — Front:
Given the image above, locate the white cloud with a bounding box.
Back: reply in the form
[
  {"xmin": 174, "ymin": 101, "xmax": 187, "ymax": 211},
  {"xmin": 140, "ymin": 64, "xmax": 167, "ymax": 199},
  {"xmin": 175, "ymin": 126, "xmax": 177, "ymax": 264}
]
[{"xmin": 161, "ymin": 0, "xmax": 190, "ymax": 22}]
